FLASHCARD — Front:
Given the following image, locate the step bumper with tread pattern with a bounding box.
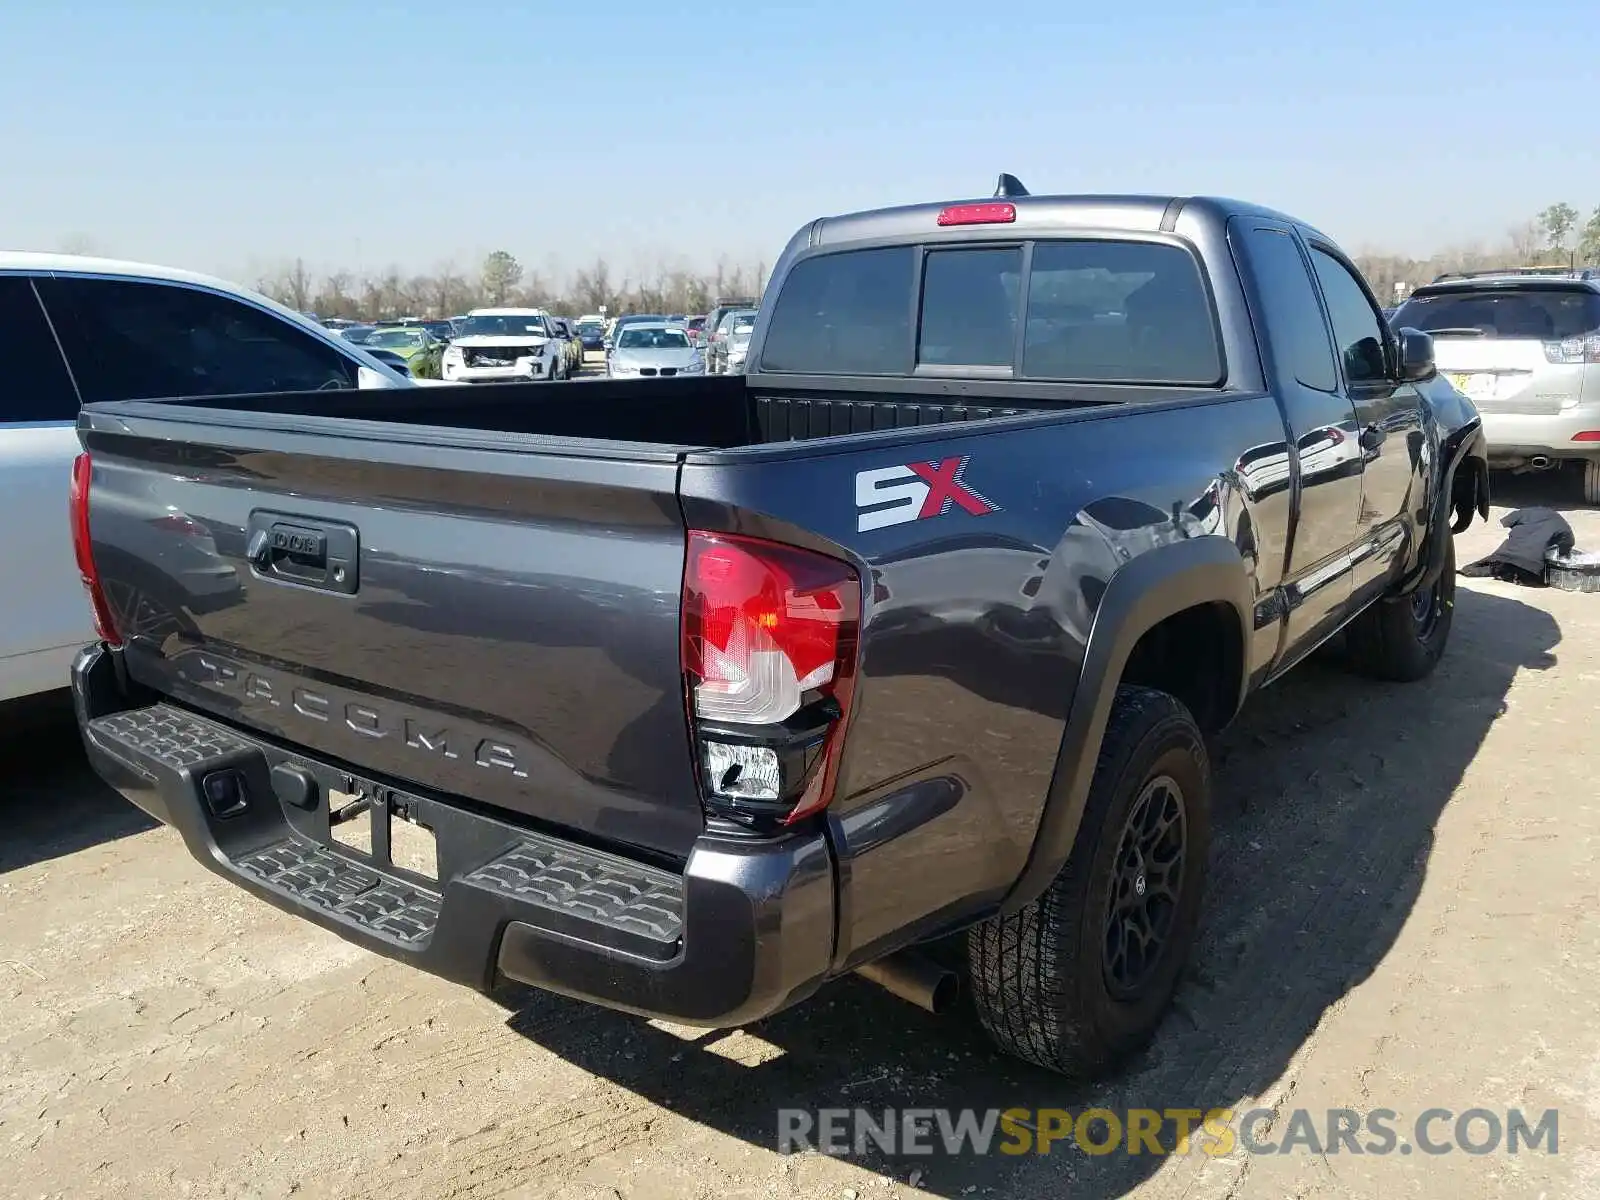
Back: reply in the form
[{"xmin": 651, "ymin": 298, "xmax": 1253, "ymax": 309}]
[{"xmin": 73, "ymin": 642, "xmax": 835, "ymax": 1026}]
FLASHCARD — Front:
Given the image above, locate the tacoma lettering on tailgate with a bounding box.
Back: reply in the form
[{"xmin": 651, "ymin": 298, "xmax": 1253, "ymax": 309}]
[{"xmin": 176, "ymin": 650, "xmax": 529, "ymax": 778}]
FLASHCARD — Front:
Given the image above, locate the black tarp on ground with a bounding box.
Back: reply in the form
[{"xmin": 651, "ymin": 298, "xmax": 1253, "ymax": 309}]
[{"xmin": 1460, "ymin": 507, "xmax": 1575, "ymax": 586}]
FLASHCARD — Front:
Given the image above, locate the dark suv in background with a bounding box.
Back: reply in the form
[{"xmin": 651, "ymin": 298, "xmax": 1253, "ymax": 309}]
[{"xmin": 575, "ymin": 318, "xmax": 607, "ymax": 351}]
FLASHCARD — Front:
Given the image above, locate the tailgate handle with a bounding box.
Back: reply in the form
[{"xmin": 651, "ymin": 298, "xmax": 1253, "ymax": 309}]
[{"xmin": 246, "ymin": 512, "xmax": 360, "ymax": 594}]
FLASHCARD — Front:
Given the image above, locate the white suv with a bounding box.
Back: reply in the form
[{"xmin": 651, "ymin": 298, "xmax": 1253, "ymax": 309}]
[
  {"xmin": 439, "ymin": 308, "xmax": 567, "ymax": 383},
  {"xmin": 0, "ymin": 253, "xmax": 414, "ymax": 705},
  {"xmin": 1388, "ymin": 268, "xmax": 1600, "ymax": 501}
]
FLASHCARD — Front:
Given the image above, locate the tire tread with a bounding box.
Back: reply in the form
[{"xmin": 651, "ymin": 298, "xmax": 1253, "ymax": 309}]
[
  {"xmin": 1346, "ymin": 535, "xmax": 1456, "ymax": 682},
  {"xmin": 968, "ymin": 686, "xmax": 1208, "ymax": 1077}
]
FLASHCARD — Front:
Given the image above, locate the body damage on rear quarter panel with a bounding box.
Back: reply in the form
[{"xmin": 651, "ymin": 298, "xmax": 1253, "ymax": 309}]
[{"xmin": 678, "ymin": 394, "xmax": 1290, "ymax": 966}]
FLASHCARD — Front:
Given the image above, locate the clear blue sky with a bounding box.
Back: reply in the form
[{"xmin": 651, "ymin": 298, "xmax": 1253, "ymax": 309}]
[{"xmin": 3, "ymin": 0, "xmax": 1595, "ymax": 284}]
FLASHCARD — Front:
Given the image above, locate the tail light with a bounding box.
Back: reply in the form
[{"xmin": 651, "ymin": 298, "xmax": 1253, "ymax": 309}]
[
  {"xmin": 69, "ymin": 453, "xmax": 122, "ymax": 647},
  {"xmin": 1543, "ymin": 333, "xmax": 1600, "ymax": 364},
  {"xmin": 682, "ymin": 531, "xmax": 861, "ymax": 829}
]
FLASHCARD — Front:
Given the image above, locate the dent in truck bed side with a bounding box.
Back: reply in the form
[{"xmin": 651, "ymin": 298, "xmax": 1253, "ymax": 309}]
[{"xmin": 997, "ymin": 535, "xmax": 1253, "ymax": 915}]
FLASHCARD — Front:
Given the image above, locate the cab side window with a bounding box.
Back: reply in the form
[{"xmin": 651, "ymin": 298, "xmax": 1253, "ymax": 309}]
[
  {"xmin": 0, "ymin": 276, "xmax": 80, "ymax": 422},
  {"xmin": 39, "ymin": 277, "xmax": 359, "ymax": 404},
  {"xmin": 1308, "ymin": 249, "xmax": 1389, "ymax": 386},
  {"xmin": 1241, "ymin": 228, "xmax": 1338, "ymax": 393}
]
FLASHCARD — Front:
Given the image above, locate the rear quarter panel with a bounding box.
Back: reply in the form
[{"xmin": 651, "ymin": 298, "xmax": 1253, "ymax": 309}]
[{"xmin": 680, "ymin": 394, "xmax": 1290, "ymax": 965}]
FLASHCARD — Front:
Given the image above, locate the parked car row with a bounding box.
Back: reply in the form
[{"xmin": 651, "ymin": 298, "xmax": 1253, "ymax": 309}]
[
  {"xmin": 321, "ymin": 311, "xmax": 583, "ymax": 381},
  {"xmin": 294, "ymin": 301, "xmax": 772, "ymax": 384}
]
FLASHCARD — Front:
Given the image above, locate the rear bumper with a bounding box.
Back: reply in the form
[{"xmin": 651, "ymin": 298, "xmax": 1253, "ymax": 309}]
[
  {"xmin": 1480, "ymin": 408, "xmax": 1600, "ymax": 463},
  {"xmin": 72, "ymin": 643, "xmax": 835, "ymax": 1026}
]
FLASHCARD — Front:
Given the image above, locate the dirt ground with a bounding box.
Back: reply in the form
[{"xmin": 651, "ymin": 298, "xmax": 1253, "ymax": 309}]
[{"xmin": 4, "ymin": 473, "xmax": 1599, "ymax": 1200}]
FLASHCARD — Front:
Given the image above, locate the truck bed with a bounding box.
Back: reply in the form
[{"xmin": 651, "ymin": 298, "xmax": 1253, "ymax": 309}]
[
  {"xmin": 70, "ymin": 374, "xmax": 1210, "ymax": 876},
  {"xmin": 123, "ymin": 375, "xmax": 1181, "ymax": 452}
]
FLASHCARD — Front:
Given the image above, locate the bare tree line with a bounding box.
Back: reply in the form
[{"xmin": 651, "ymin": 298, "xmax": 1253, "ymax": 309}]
[
  {"xmin": 1354, "ymin": 202, "xmax": 1600, "ymax": 305},
  {"xmin": 254, "ymin": 251, "xmax": 769, "ymax": 321},
  {"xmin": 70, "ymin": 198, "xmax": 1600, "ymax": 323},
  {"xmin": 258, "ymin": 200, "xmax": 1597, "ymax": 323}
]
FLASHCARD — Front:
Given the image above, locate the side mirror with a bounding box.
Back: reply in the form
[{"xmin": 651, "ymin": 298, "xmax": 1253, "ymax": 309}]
[{"xmin": 1394, "ymin": 327, "xmax": 1435, "ymax": 382}]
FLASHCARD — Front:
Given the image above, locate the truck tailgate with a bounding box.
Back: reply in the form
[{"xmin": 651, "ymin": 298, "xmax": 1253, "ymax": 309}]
[{"xmin": 80, "ymin": 409, "xmax": 704, "ymax": 861}]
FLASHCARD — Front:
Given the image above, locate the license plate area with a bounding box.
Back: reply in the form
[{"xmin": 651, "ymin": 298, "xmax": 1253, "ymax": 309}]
[
  {"xmin": 1449, "ymin": 371, "xmax": 1499, "ymax": 400},
  {"xmin": 328, "ymin": 777, "xmax": 439, "ymax": 883}
]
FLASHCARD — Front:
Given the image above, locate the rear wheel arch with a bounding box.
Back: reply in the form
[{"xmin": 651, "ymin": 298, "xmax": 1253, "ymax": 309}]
[
  {"xmin": 1120, "ymin": 600, "xmax": 1245, "ymax": 734},
  {"xmin": 998, "ymin": 536, "xmax": 1252, "ymax": 916}
]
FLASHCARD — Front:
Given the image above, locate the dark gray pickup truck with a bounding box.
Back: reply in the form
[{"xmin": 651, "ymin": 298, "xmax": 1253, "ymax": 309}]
[{"xmin": 70, "ymin": 182, "xmax": 1489, "ymax": 1077}]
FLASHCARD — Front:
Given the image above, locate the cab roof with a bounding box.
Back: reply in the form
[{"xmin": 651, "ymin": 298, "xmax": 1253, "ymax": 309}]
[{"xmin": 804, "ymin": 192, "xmax": 1331, "ymax": 249}]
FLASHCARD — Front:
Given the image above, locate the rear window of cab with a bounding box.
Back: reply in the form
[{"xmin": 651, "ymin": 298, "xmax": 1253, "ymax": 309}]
[{"xmin": 758, "ymin": 239, "xmax": 1223, "ymax": 384}]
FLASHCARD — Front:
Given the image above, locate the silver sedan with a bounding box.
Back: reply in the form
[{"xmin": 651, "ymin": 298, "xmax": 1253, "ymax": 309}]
[{"xmin": 605, "ymin": 323, "xmax": 707, "ymax": 379}]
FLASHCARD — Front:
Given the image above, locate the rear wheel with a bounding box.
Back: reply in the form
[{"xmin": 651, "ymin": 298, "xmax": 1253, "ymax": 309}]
[
  {"xmin": 1345, "ymin": 534, "xmax": 1455, "ymax": 681},
  {"xmin": 1584, "ymin": 460, "xmax": 1600, "ymax": 506},
  {"xmin": 967, "ymin": 686, "xmax": 1212, "ymax": 1077}
]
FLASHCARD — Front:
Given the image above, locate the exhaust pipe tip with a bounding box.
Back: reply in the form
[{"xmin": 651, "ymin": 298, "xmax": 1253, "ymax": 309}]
[
  {"xmin": 1529, "ymin": 455, "xmax": 1555, "ymax": 470},
  {"xmin": 855, "ymin": 952, "xmax": 959, "ymax": 1015}
]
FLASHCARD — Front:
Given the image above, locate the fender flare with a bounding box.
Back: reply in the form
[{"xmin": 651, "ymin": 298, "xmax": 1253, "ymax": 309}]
[
  {"xmin": 1398, "ymin": 421, "xmax": 1490, "ymax": 596},
  {"xmin": 997, "ymin": 535, "xmax": 1253, "ymax": 916}
]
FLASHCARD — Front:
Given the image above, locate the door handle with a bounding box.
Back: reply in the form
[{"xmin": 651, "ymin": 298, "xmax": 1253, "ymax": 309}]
[
  {"xmin": 246, "ymin": 511, "xmax": 360, "ymax": 594},
  {"xmin": 248, "ymin": 524, "xmax": 325, "ymax": 569}
]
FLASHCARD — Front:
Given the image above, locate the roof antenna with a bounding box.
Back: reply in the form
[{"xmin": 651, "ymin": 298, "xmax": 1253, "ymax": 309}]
[{"xmin": 994, "ymin": 173, "xmax": 1030, "ymax": 198}]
